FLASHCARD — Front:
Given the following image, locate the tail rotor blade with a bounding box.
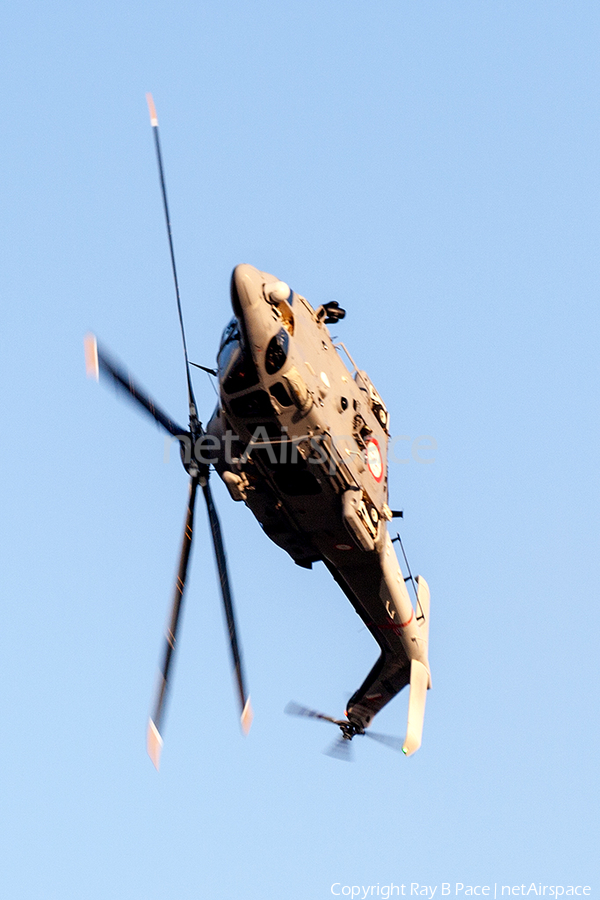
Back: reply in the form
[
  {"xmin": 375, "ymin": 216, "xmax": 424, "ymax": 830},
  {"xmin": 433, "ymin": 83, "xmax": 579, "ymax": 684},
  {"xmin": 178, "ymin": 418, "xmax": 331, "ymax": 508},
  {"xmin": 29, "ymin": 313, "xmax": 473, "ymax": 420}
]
[
  {"xmin": 85, "ymin": 334, "xmax": 187, "ymax": 438},
  {"xmin": 201, "ymin": 480, "xmax": 253, "ymax": 735},
  {"xmin": 285, "ymin": 702, "xmax": 343, "ymax": 726},
  {"xmin": 148, "ymin": 476, "xmax": 198, "ymax": 769},
  {"xmin": 364, "ymin": 731, "xmax": 405, "ymax": 753},
  {"xmin": 325, "ymin": 736, "xmax": 353, "ymax": 762},
  {"xmin": 286, "ymin": 701, "xmax": 405, "ymax": 757}
]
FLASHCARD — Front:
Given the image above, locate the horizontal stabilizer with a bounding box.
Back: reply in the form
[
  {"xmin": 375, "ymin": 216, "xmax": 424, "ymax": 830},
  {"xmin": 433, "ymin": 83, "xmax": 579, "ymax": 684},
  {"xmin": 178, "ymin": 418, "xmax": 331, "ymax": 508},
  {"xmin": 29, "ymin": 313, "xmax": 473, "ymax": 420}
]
[{"xmin": 402, "ymin": 658, "xmax": 429, "ymax": 757}]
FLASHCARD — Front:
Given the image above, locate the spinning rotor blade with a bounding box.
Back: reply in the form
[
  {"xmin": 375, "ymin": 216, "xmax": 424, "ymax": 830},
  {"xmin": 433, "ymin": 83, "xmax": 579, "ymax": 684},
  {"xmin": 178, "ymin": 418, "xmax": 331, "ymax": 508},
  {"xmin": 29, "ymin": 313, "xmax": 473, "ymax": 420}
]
[
  {"xmin": 325, "ymin": 736, "xmax": 353, "ymax": 762},
  {"xmin": 364, "ymin": 731, "xmax": 405, "ymax": 753},
  {"xmin": 284, "ymin": 702, "xmax": 343, "ymax": 726},
  {"xmin": 146, "ymin": 94, "xmax": 198, "ymax": 422},
  {"xmin": 286, "ymin": 701, "xmax": 405, "ymax": 758},
  {"xmin": 147, "ymin": 476, "xmax": 198, "ymax": 769},
  {"xmin": 202, "ymin": 481, "xmax": 253, "ymax": 735},
  {"xmin": 84, "ymin": 334, "xmax": 187, "ymax": 438}
]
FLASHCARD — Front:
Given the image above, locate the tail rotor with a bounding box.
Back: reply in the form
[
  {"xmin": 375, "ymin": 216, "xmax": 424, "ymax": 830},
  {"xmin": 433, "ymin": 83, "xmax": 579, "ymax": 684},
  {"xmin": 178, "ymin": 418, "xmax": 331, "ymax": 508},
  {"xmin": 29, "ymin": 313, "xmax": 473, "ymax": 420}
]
[{"xmin": 285, "ymin": 702, "xmax": 405, "ymax": 760}]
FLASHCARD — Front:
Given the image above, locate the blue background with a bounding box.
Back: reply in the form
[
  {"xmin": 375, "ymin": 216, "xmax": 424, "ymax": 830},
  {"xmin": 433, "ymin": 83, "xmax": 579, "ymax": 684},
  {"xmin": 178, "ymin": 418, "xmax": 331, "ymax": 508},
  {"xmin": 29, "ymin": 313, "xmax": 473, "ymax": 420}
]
[{"xmin": 1, "ymin": 2, "xmax": 598, "ymax": 897}]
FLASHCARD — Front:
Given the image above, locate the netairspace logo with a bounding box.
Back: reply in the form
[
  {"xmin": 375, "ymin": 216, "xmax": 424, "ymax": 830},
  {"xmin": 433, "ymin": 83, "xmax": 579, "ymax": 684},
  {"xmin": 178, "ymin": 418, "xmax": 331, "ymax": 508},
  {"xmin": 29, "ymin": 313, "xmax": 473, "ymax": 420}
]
[
  {"xmin": 330, "ymin": 885, "xmax": 593, "ymax": 900},
  {"xmin": 163, "ymin": 430, "xmax": 437, "ymax": 468}
]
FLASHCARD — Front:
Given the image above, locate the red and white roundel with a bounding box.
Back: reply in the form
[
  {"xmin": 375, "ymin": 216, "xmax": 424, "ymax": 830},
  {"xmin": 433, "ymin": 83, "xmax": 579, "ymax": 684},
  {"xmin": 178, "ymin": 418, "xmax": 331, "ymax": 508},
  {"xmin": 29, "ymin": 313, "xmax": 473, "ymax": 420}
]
[{"xmin": 366, "ymin": 438, "xmax": 383, "ymax": 482}]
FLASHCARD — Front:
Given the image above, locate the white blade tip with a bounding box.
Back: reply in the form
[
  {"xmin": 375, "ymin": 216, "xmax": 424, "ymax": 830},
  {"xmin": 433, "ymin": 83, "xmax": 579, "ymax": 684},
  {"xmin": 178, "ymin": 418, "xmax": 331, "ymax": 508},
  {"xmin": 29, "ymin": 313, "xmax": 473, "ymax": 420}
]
[
  {"xmin": 241, "ymin": 697, "xmax": 253, "ymax": 735},
  {"xmin": 84, "ymin": 333, "xmax": 99, "ymax": 381},
  {"xmin": 146, "ymin": 93, "xmax": 158, "ymax": 127},
  {"xmin": 147, "ymin": 718, "xmax": 164, "ymax": 770}
]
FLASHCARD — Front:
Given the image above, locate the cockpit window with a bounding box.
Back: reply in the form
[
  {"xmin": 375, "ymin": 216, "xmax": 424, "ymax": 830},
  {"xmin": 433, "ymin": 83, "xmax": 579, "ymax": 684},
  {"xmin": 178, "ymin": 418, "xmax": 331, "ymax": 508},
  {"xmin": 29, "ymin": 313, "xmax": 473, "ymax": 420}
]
[
  {"xmin": 219, "ymin": 318, "xmax": 239, "ymax": 353},
  {"xmin": 265, "ymin": 328, "xmax": 289, "ymax": 375},
  {"xmin": 218, "ymin": 318, "xmax": 259, "ymax": 393}
]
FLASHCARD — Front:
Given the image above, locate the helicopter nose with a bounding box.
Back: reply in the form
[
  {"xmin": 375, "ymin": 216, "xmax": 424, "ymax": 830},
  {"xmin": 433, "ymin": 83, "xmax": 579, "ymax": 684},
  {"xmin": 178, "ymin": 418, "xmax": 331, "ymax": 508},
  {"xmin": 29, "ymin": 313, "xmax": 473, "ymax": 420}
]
[
  {"xmin": 230, "ymin": 264, "xmax": 291, "ymax": 317},
  {"xmin": 230, "ymin": 264, "xmax": 264, "ymax": 317}
]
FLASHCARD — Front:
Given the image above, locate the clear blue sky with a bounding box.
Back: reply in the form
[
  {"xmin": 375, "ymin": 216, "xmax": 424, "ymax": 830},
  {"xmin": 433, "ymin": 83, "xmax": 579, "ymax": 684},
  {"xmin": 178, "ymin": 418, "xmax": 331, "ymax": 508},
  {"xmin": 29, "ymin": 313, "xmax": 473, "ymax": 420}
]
[{"xmin": 1, "ymin": 2, "xmax": 598, "ymax": 898}]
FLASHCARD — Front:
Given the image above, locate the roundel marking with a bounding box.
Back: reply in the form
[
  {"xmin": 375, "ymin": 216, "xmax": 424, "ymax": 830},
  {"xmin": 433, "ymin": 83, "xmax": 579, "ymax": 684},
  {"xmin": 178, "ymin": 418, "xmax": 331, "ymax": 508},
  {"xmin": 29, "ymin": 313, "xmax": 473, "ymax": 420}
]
[
  {"xmin": 334, "ymin": 542, "xmax": 353, "ymax": 551},
  {"xmin": 366, "ymin": 438, "xmax": 383, "ymax": 482}
]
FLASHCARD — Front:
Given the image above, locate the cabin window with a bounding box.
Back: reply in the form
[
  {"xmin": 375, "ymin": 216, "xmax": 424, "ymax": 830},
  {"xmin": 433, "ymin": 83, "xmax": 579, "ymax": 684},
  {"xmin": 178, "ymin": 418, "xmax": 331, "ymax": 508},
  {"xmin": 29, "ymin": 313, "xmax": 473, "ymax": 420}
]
[
  {"xmin": 265, "ymin": 328, "xmax": 289, "ymax": 375},
  {"xmin": 273, "ymin": 468, "xmax": 322, "ymax": 496},
  {"xmin": 269, "ymin": 382, "xmax": 293, "ymax": 407},
  {"xmin": 229, "ymin": 390, "xmax": 275, "ymax": 419}
]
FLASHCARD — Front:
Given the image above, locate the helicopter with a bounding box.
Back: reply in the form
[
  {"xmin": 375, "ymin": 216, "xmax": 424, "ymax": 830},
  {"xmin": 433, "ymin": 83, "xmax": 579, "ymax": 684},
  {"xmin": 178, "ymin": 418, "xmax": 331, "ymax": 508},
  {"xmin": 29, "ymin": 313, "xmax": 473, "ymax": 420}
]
[{"xmin": 85, "ymin": 95, "xmax": 431, "ymax": 768}]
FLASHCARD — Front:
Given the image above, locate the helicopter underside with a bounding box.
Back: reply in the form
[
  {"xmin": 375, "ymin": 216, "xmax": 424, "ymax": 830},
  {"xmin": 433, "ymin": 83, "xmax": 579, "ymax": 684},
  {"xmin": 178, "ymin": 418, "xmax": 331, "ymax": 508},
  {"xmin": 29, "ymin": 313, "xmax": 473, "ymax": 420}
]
[
  {"xmin": 206, "ymin": 262, "xmax": 430, "ymax": 740},
  {"xmin": 210, "ymin": 406, "xmax": 416, "ymax": 729}
]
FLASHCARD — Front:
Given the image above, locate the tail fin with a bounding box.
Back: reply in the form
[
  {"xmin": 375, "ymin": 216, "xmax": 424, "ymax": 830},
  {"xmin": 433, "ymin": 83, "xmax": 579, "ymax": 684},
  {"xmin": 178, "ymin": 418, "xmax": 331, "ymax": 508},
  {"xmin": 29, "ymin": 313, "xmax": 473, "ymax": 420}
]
[
  {"xmin": 402, "ymin": 576, "xmax": 431, "ymax": 757},
  {"xmin": 416, "ymin": 575, "xmax": 430, "ymax": 647},
  {"xmin": 402, "ymin": 659, "xmax": 429, "ymax": 757}
]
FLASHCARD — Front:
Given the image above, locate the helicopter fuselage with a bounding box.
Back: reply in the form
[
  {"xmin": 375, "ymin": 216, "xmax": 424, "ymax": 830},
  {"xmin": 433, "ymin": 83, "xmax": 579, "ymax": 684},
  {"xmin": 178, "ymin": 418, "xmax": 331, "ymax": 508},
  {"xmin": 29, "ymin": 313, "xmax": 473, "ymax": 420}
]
[{"xmin": 206, "ymin": 264, "xmax": 431, "ymax": 750}]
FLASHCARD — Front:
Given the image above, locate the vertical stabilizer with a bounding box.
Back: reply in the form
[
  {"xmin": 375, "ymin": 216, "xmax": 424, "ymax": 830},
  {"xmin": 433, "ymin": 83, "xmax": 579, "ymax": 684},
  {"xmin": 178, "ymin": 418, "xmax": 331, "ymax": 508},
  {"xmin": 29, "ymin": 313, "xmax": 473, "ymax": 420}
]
[
  {"xmin": 416, "ymin": 575, "xmax": 430, "ymax": 647},
  {"xmin": 402, "ymin": 658, "xmax": 429, "ymax": 757}
]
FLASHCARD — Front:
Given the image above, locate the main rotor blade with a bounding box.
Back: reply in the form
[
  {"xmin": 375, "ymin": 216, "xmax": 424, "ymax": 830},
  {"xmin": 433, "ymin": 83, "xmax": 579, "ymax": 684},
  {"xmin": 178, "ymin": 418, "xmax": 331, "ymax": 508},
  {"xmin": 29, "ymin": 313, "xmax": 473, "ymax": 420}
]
[
  {"xmin": 85, "ymin": 334, "xmax": 187, "ymax": 438},
  {"xmin": 201, "ymin": 480, "xmax": 253, "ymax": 735},
  {"xmin": 147, "ymin": 476, "xmax": 198, "ymax": 769},
  {"xmin": 146, "ymin": 94, "xmax": 198, "ymax": 422},
  {"xmin": 285, "ymin": 702, "xmax": 343, "ymax": 726}
]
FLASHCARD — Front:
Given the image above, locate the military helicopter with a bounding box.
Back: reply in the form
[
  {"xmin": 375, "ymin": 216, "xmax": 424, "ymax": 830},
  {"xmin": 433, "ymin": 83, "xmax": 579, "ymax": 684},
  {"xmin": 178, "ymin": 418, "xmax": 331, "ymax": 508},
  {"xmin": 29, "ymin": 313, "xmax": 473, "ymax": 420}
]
[{"xmin": 85, "ymin": 95, "xmax": 431, "ymax": 769}]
